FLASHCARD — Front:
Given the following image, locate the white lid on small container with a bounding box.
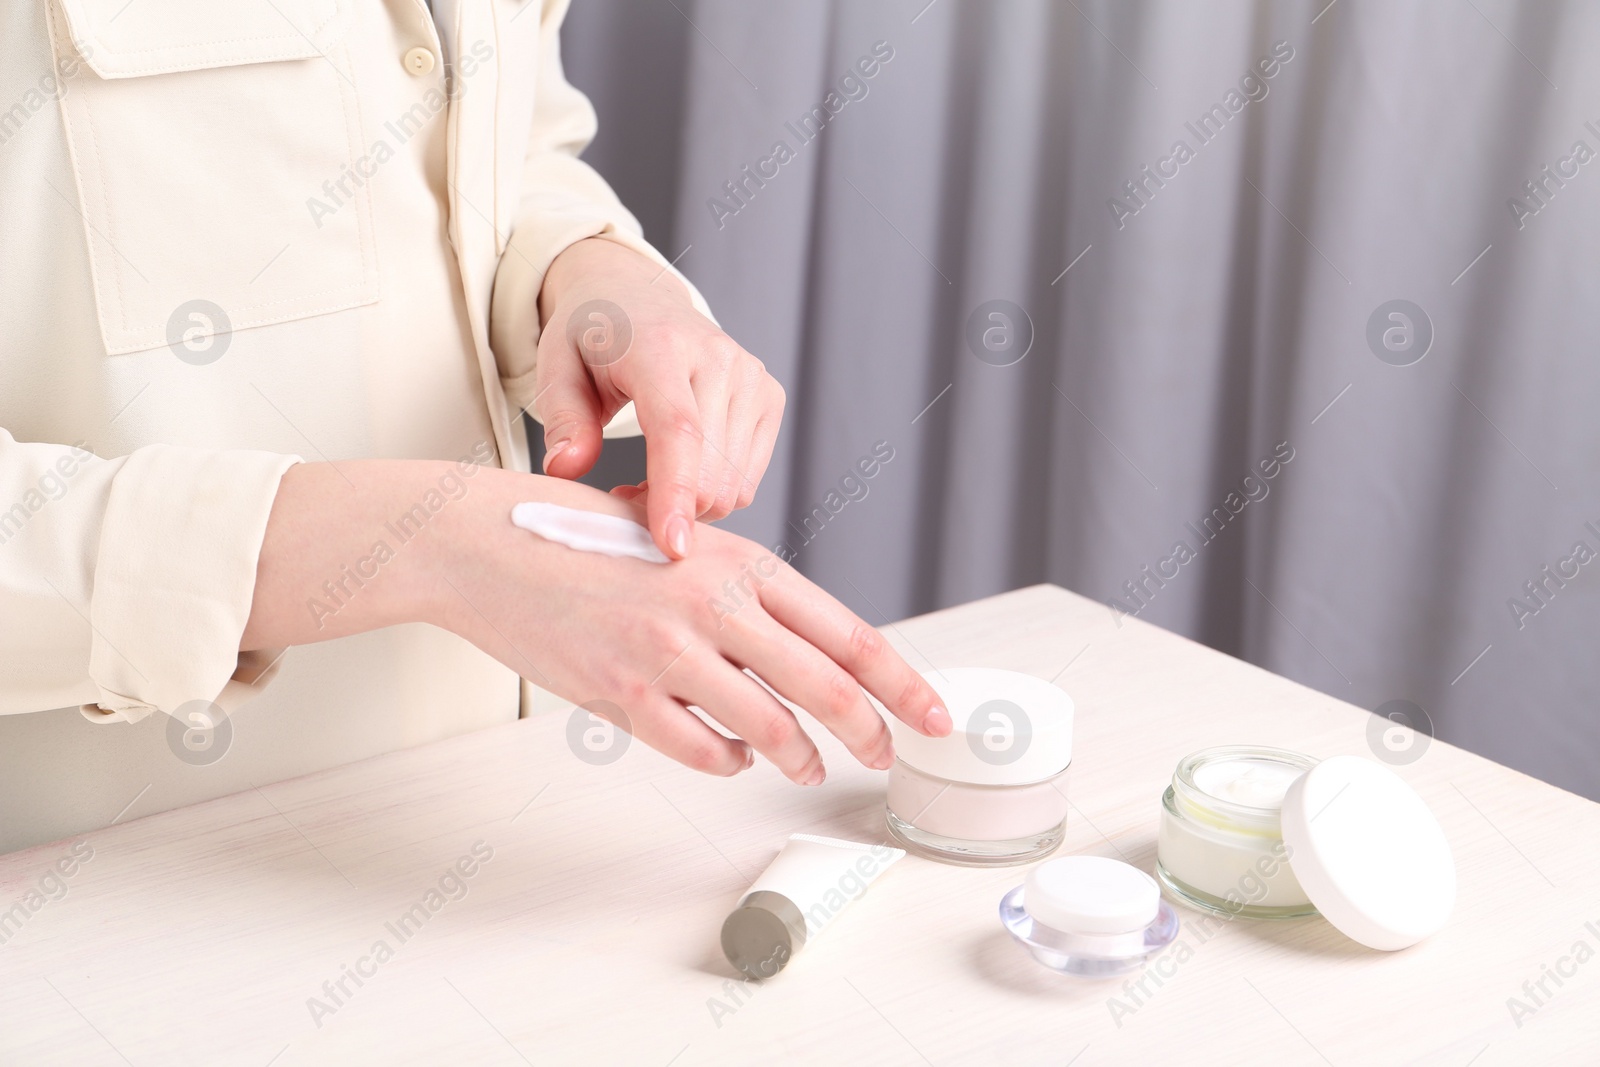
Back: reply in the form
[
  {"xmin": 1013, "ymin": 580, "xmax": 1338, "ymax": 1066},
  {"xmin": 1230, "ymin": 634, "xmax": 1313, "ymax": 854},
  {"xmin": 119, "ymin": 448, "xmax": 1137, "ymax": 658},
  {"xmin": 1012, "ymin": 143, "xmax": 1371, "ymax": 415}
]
[
  {"xmin": 885, "ymin": 668, "xmax": 1073, "ymax": 787},
  {"xmin": 1025, "ymin": 856, "xmax": 1160, "ymax": 936},
  {"xmin": 1280, "ymin": 755, "xmax": 1456, "ymax": 951}
]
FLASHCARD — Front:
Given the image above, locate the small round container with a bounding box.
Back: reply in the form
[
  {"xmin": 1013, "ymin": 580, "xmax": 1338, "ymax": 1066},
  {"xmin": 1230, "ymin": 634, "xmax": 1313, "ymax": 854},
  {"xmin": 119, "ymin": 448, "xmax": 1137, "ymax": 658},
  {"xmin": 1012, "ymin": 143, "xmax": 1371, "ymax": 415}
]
[
  {"xmin": 1000, "ymin": 855, "xmax": 1180, "ymax": 978},
  {"xmin": 884, "ymin": 668, "xmax": 1074, "ymax": 866},
  {"xmin": 1155, "ymin": 745, "xmax": 1319, "ymax": 920}
]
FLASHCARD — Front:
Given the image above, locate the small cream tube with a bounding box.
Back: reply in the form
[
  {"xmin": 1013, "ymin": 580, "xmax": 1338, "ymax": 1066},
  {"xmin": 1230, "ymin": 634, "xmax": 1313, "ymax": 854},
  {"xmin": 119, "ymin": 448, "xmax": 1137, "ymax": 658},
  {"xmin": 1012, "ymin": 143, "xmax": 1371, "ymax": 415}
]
[{"xmin": 721, "ymin": 834, "xmax": 904, "ymax": 979}]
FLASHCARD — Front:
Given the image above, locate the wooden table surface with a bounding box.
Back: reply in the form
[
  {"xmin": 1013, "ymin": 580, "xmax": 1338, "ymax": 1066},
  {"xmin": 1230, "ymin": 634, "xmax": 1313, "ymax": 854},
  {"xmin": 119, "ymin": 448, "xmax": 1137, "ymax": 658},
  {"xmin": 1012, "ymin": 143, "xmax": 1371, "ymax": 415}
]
[{"xmin": 2, "ymin": 584, "xmax": 1597, "ymax": 1066}]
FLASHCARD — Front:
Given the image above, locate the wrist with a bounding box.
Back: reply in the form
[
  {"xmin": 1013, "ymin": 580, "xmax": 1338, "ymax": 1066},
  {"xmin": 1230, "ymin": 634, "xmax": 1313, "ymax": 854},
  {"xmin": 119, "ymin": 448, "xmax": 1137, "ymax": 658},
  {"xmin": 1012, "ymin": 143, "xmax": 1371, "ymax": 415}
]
[
  {"xmin": 539, "ymin": 236, "xmax": 690, "ymax": 327},
  {"xmin": 423, "ymin": 466, "xmax": 643, "ymax": 639}
]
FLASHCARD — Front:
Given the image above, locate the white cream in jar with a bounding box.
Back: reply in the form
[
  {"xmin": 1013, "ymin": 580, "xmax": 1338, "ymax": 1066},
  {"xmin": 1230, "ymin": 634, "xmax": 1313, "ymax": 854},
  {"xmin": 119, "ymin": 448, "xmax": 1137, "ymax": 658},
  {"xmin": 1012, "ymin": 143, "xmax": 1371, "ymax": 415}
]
[{"xmin": 1155, "ymin": 746, "xmax": 1319, "ymax": 920}]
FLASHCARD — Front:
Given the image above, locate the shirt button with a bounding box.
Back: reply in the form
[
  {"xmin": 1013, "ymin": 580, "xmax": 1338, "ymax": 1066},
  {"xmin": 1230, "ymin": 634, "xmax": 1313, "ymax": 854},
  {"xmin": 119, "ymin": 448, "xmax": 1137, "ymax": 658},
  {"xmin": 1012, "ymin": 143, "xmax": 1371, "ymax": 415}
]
[{"xmin": 403, "ymin": 47, "xmax": 436, "ymax": 76}]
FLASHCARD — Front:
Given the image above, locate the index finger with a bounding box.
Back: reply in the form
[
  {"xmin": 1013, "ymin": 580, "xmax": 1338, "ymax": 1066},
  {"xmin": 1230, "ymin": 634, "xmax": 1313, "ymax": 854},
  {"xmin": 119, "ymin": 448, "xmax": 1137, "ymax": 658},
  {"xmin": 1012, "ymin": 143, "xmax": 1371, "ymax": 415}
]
[
  {"xmin": 758, "ymin": 569, "xmax": 951, "ymax": 737},
  {"xmin": 633, "ymin": 382, "xmax": 703, "ymax": 559}
]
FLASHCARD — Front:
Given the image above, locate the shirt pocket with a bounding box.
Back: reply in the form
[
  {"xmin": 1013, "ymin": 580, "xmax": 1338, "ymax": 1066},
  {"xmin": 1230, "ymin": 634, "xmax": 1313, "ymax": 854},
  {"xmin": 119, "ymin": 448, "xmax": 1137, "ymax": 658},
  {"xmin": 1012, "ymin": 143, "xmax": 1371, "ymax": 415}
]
[{"xmin": 48, "ymin": 0, "xmax": 379, "ymax": 356}]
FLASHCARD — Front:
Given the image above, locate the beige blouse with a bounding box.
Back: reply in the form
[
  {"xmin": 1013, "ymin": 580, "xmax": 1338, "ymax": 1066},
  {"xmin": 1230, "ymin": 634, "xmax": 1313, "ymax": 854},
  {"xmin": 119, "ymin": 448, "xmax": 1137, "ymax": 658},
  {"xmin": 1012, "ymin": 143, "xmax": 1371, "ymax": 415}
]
[{"xmin": 0, "ymin": 0, "xmax": 710, "ymax": 852}]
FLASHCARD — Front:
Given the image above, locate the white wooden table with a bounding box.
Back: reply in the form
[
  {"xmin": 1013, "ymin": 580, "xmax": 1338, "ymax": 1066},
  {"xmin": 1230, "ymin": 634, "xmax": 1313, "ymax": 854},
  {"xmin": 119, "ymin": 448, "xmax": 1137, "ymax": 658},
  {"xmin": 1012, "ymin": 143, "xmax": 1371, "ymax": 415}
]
[{"xmin": 2, "ymin": 585, "xmax": 1597, "ymax": 1065}]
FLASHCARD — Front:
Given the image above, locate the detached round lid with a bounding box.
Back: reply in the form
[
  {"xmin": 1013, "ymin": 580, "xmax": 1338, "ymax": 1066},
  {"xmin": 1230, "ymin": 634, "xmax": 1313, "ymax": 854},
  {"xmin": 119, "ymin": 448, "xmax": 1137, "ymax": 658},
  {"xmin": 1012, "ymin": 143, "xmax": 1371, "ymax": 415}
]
[
  {"xmin": 1280, "ymin": 755, "xmax": 1455, "ymax": 951},
  {"xmin": 886, "ymin": 668, "xmax": 1073, "ymax": 787}
]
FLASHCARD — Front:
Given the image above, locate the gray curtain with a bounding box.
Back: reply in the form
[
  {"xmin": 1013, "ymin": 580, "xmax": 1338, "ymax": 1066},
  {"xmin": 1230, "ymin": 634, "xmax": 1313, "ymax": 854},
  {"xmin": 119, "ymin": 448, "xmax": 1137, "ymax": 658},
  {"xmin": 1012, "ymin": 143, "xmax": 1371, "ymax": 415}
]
[{"xmin": 559, "ymin": 0, "xmax": 1600, "ymax": 800}]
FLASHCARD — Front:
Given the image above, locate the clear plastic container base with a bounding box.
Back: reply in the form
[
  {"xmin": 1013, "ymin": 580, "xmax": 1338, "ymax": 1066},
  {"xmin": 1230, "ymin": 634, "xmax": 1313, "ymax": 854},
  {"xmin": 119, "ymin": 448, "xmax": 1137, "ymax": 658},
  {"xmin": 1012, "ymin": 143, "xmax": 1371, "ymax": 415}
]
[
  {"xmin": 998, "ymin": 884, "xmax": 1181, "ymax": 978},
  {"xmin": 886, "ymin": 810, "xmax": 1064, "ymax": 868}
]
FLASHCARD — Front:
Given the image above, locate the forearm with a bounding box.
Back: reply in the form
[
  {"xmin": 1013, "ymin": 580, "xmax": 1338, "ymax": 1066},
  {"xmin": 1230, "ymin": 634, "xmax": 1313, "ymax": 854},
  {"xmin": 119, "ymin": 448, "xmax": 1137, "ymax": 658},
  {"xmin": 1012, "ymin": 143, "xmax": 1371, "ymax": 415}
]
[
  {"xmin": 241, "ymin": 456, "xmax": 950, "ymax": 787},
  {"xmin": 241, "ymin": 459, "xmax": 625, "ymax": 651},
  {"xmin": 241, "ymin": 461, "xmax": 435, "ymax": 649}
]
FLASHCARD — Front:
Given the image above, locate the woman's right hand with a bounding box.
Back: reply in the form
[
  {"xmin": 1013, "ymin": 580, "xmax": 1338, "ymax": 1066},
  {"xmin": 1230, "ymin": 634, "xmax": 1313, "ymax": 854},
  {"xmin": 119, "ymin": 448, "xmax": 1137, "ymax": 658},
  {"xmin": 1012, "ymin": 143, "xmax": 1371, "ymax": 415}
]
[
  {"xmin": 431, "ymin": 470, "xmax": 952, "ymax": 784},
  {"xmin": 244, "ymin": 460, "xmax": 951, "ymax": 784}
]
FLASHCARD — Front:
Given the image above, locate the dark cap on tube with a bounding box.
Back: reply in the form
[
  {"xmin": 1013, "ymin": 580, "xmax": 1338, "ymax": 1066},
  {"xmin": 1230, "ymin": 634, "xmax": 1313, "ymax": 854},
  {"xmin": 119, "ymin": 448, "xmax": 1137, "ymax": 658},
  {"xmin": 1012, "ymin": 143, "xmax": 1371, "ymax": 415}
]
[{"xmin": 721, "ymin": 891, "xmax": 808, "ymax": 980}]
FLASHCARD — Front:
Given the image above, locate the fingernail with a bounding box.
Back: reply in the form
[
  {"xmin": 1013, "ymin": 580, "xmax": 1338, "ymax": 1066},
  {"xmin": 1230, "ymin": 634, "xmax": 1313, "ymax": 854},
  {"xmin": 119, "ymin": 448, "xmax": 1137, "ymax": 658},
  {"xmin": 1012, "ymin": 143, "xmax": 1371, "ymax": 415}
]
[
  {"xmin": 924, "ymin": 705, "xmax": 952, "ymax": 736},
  {"xmin": 741, "ymin": 747, "xmax": 755, "ymax": 771},
  {"xmin": 802, "ymin": 764, "xmax": 826, "ymax": 787},
  {"xmin": 871, "ymin": 747, "xmax": 896, "ymax": 771},
  {"xmin": 541, "ymin": 438, "xmax": 571, "ymax": 474},
  {"xmin": 666, "ymin": 515, "xmax": 691, "ymax": 557}
]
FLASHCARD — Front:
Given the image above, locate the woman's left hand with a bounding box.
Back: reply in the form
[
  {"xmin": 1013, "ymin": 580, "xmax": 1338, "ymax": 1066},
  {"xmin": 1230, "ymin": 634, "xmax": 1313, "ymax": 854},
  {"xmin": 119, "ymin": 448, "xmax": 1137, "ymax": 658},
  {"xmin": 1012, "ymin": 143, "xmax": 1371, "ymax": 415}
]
[{"xmin": 534, "ymin": 237, "xmax": 786, "ymax": 561}]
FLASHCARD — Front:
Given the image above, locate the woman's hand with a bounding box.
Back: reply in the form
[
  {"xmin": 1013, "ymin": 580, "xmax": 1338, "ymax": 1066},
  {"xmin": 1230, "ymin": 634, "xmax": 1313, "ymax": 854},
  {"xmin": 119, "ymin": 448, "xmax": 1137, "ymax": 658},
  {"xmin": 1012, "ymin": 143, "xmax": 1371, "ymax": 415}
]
[
  {"xmin": 243, "ymin": 462, "xmax": 951, "ymax": 784},
  {"xmin": 436, "ymin": 471, "xmax": 951, "ymax": 783},
  {"xmin": 534, "ymin": 237, "xmax": 785, "ymax": 561}
]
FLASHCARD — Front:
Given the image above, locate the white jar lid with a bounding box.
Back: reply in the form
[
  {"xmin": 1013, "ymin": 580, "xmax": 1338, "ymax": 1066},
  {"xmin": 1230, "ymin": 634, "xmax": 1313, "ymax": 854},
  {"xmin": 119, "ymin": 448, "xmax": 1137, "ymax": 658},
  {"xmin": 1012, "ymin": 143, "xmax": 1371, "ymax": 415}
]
[
  {"xmin": 886, "ymin": 668, "xmax": 1073, "ymax": 786},
  {"xmin": 1280, "ymin": 755, "xmax": 1456, "ymax": 951},
  {"xmin": 1025, "ymin": 855, "xmax": 1160, "ymax": 936}
]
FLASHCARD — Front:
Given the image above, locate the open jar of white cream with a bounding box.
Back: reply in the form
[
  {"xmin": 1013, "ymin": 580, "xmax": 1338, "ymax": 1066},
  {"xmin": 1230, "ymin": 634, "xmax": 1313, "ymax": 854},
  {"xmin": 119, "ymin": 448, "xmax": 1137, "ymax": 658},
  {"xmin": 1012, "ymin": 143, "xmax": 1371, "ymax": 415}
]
[
  {"xmin": 884, "ymin": 668, "xmax": 1074, "ymax": 866},
  {"xmin": 1155, "ymin": 746, "xmax": 1319, "ymax": 920}
]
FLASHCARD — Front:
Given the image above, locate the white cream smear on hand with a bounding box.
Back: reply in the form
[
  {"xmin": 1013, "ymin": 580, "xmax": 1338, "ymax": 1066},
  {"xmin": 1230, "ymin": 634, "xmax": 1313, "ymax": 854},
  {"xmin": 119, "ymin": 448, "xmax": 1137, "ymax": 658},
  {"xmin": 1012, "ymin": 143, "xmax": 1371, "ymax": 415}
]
[{"xmin": 510, "ymin": 502, "xmax": 670, "ymax": 563}]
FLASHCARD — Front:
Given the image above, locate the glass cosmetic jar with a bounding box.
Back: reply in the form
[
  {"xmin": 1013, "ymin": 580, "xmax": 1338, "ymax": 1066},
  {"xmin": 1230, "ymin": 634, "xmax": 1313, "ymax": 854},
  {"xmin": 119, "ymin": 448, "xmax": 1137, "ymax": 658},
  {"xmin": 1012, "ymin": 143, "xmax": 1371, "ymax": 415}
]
[
  {"xmin": 1155, "ymin": 746, "xmax": 1319, "ymax": 919},
  {"xmin": 884, "ymin": 668, "xmax": 1074, "ymax": 866}
]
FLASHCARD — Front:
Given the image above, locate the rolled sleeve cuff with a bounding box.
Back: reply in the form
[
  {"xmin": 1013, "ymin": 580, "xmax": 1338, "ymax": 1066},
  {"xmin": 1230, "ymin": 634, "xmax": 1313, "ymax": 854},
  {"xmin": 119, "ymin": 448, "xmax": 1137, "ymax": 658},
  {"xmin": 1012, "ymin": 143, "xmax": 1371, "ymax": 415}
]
[{"xmin": 82, "ymin": 445, "xmax": 301, "ymax": 722}]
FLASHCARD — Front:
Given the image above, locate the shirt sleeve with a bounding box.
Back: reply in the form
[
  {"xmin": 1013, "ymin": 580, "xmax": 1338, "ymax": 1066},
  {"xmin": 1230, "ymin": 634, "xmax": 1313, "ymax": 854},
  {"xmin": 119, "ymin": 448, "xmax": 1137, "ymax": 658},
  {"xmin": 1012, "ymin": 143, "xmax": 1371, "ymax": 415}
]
[
  {"xmin": 0, "ymin": 430, "xmax": 300, "ymax": 723},
  {"xmin": 488, "ymin": 0, "xmax": 716, "ymax": 440}
]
